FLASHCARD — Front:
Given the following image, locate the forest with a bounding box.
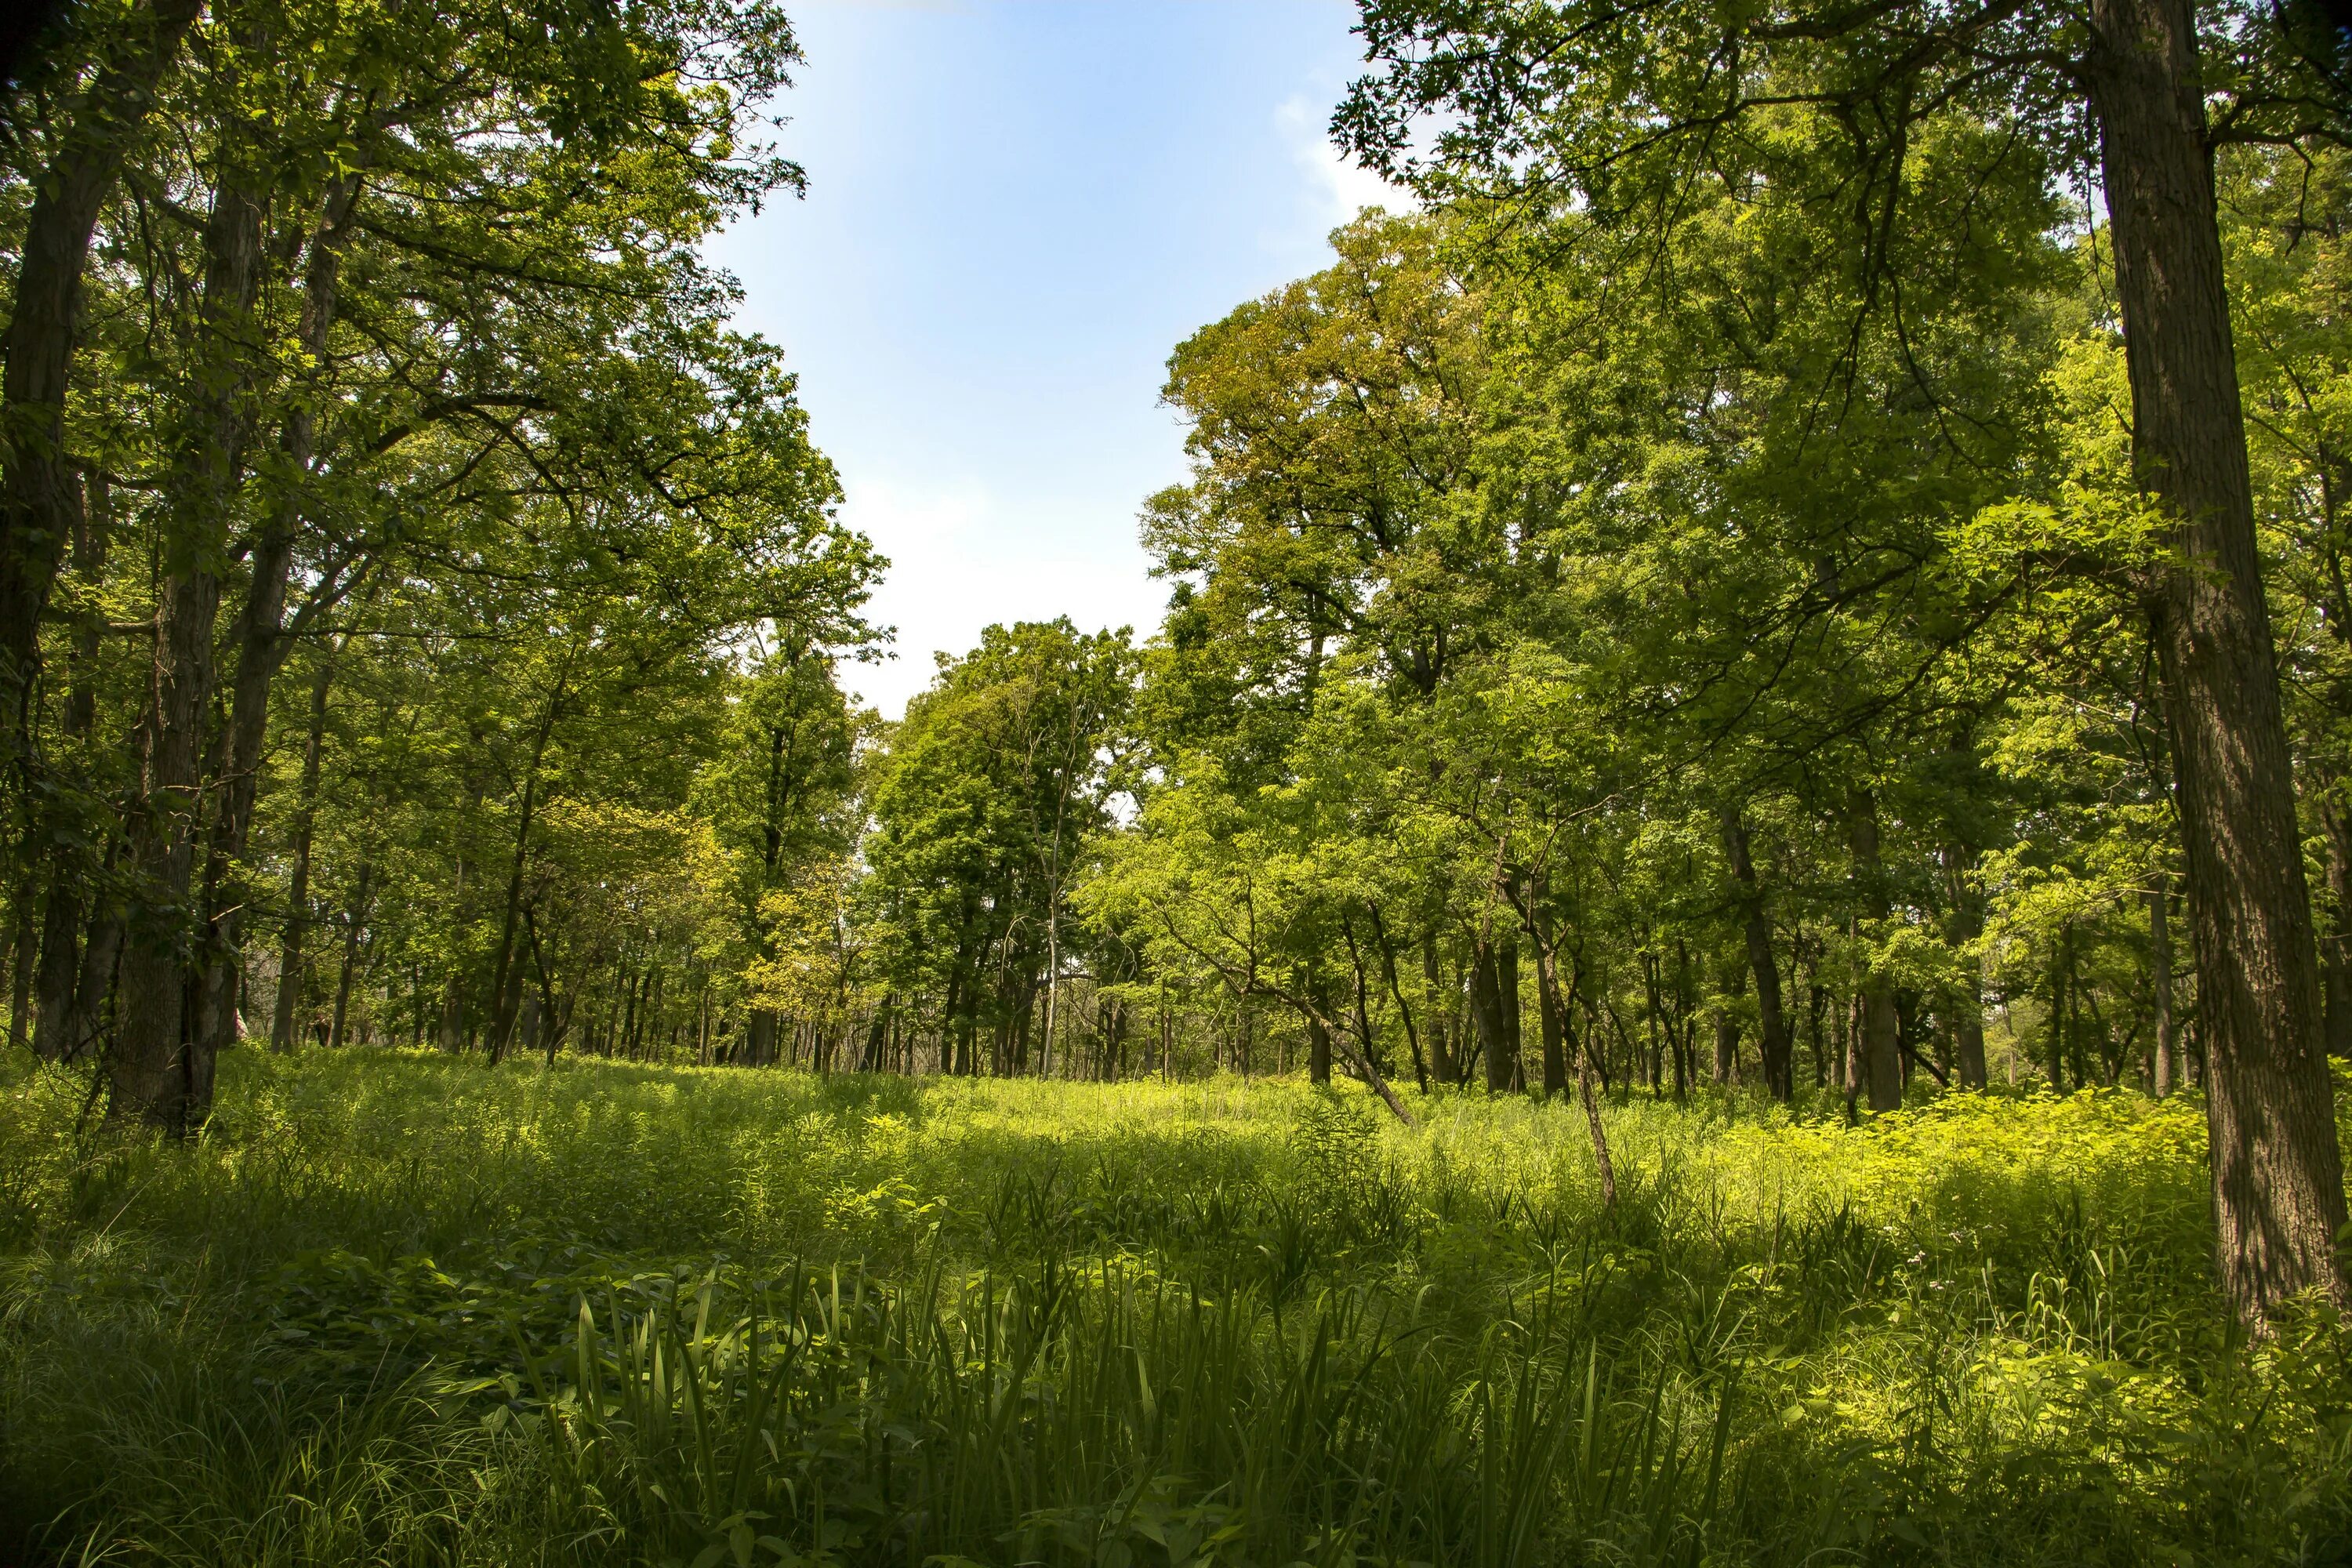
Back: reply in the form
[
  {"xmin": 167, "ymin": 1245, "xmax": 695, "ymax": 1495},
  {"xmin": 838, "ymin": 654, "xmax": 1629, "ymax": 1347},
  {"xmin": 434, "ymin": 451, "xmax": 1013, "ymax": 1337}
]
[{"xmin": 3, "ymin": 0, "xmax": 2352, "ymax": 1563}]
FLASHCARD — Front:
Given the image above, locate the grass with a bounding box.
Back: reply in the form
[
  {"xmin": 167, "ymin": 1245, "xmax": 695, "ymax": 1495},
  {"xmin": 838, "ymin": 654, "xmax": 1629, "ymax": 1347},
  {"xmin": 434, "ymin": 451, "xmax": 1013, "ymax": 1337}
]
[{"xmin": 0, "ymin": 1049, "xmax": 2346, "ymax": 1566}]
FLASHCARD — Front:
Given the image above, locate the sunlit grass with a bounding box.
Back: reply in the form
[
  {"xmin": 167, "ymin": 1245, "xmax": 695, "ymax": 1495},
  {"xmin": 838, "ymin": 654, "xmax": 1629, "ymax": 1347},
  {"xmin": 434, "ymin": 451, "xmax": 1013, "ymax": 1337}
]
[{"xmin": 0, "ymin": 1049, "xmax": 2344, "ymax": 1565}]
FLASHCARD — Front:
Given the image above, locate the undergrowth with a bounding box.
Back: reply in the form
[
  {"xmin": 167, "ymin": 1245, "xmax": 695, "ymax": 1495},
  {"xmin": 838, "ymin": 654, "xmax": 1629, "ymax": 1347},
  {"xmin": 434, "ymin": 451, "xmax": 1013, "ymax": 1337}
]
[{"xmin": 0, "ymin": 1049, "xmax": 2346, "ymax": 1565}]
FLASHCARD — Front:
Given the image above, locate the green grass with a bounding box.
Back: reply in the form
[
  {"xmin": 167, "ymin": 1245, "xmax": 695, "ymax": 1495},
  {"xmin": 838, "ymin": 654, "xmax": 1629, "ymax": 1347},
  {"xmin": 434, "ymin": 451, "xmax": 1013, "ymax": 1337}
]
[{"xmin": 0, "ymin": 1050, "xmax": 2346, "ymax": 1566}]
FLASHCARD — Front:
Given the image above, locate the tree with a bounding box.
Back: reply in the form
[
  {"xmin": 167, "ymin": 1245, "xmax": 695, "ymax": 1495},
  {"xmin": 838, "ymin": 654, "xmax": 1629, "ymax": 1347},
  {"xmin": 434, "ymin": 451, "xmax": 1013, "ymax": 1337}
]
[
  {"xmin": 1340, "ymin": 0, "xmax": 2351, "ymax": 1321},
  {"xmin": 862, "ymin": 621, "xmax": 1135, "ymax": 1080}
]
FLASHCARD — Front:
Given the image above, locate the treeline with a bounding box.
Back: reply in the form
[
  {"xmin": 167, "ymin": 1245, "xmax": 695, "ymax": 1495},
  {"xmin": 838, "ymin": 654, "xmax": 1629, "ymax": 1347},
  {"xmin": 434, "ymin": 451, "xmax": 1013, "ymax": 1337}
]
[
  {"xmin": 0, "ymin": 0, "xmax": 877, "ymax": 1123},
  {"xmin": 7, "ymin": 0, "xmax": 2352, "ymax": 1327}
]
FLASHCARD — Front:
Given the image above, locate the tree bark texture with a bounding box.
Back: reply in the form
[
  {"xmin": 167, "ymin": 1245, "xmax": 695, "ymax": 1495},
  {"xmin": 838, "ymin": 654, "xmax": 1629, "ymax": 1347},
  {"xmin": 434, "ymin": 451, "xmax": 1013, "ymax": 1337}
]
[{"xmin": 2085, "ymin": 0, "xmax": 2350, "ymax": 1315}]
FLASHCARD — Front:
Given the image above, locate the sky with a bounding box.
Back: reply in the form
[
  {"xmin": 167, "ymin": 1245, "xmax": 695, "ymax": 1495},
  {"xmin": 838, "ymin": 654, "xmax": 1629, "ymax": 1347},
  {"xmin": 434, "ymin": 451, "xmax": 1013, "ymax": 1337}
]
[{"xmin": 704, "ymin": 0, "xmax": 1399, "ymax": 717}]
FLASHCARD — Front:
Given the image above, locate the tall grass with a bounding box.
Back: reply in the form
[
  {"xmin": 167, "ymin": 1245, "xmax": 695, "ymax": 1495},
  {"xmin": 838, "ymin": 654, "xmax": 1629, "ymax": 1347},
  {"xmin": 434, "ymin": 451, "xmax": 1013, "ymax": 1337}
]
[{"xmin": 0, "ymin": 1049, "xmax": 2345, "ymax": 1565}]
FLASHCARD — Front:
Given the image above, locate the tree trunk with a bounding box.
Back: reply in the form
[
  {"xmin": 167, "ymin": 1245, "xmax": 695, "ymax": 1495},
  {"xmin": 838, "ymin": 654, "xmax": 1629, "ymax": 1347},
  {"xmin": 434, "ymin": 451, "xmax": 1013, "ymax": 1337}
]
[
  {"xmin": 271, "ymin": 653, "xmax": 333, "ymax": 1051},
  {"xmin": 2049, "ymin": 927, "xmax": 2071, "ymax": 1091},
  {"xmin": 1472, "ymin": 928, "xmax": 1520, "ymax": 1093},
  {"xmin": 486, "ymin": 693, "xmax": 564, "ymax": 1063},
  {"xmin": 2151, "ymin": 877, "xmax": 2176, "ymax": 1098},
  {"xmin": 192, "ymin": 172, "xmax": 365, "ymax": 1073},
  {"xmin": 111, "ymin": 149, "xmax": 268, "ymax": 1127},
  {"xmin": 434, "ymin": 855, "xmax": 468, "ymax": 1053},
  {"xmin": 1642, "ymin": 949, "xmax": 1665, "ymax": 1095},
  {"xmin": 1846, "ymin": 789, "xmax": 1904, "ymax": 1112},
  {"xmin": 2084, "ymin": 0, "xmax": 2350, "ymax": 1318},
  {"xmin": 1521, "ymin": 906, "xmax": 1614, "ymax": 1203},
  {"xmin": 1670, "ymin": 939, "xmax": 1693, "ymax": 1101},
  {"xmin": 1537, "ymin": 940, "xmax": 1570, "ymax": 1098},
  {"xmin": 1842, "ymin": 992, "xmax": 1862, "ymax": 1123},
  {"xmin": 1940, "ymin": 843, "xmax": 1991, "ymax": 1089},
  {"xmin": 0, "ymin": 0, "xmax": 203, "ymax": 728},
  {"xmin": 1287, "ymin": 976, "xmax": 1414, "ymax": 1123},
  {"xmin": 1421, "ymin": 934, "xmax": 1456, "ymax": 1084},
  {"xmin": 6, "ymin": 880, "xmax": 34, "ymax": 1051},
  {"xmin": 1723, "ymin": 808, "xmax": 1792, "ymax": 1098},
  {"xmin": 31, "ymin": 470, "xmax": 113, "ymax": 1063},
  {"xmin": 1366, "ymin": 901, "xmax": 1428, "ymax": 1091},
  {"xmin": 30, "ymin": 860, "xmax": 79, "ymax": 1063},
  {"xmin": 326, "ymin": 863, "xmax": 372, "ymax": 1051},
  {"xmin": 1308, "ymin": 974, "xmax": 1333, "ymax": 1084}
]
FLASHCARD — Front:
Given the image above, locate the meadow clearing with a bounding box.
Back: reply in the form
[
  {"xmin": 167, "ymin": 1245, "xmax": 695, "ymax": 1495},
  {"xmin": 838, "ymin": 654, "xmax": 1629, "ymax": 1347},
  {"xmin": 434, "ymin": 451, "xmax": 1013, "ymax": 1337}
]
[{"xmin": 1, "ymin": 1050, "xmax": 2347, "ymax": 1566}]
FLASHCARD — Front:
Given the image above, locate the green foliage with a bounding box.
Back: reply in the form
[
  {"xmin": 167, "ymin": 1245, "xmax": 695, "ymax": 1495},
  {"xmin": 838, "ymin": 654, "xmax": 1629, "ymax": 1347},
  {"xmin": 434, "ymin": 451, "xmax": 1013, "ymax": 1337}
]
[{"xmin": 2, "ymin": 1051, "xmax": 2347, "ymax": 1566}]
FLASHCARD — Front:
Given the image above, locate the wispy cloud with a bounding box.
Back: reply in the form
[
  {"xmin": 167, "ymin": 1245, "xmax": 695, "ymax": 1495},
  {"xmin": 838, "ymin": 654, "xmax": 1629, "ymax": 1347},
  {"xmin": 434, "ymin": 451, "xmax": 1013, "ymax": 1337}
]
[{"xmin": 1276, "ymin": 93, "xmax": 1406, "ymax": 227}]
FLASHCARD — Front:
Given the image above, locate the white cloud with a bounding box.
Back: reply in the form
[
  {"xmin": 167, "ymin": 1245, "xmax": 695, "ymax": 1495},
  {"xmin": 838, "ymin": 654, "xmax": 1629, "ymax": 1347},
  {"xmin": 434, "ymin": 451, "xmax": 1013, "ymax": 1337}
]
[{"xmin": 1277, "ymin": 93, "xmax": 1406, "ymax": 227}]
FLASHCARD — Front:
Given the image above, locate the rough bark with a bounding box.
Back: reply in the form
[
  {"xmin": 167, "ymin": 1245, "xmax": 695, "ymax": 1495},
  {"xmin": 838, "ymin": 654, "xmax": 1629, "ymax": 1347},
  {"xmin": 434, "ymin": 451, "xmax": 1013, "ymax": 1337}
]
[{"xmin": 2084, "ymin": 0, "xmax": 2350, "ymax": 1316}]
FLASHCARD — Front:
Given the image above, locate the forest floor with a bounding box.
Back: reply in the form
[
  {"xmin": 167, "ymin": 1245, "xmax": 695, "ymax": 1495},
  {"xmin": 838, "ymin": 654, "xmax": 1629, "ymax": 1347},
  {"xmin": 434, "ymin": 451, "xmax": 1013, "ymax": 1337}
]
[{"xmin": 0, "ymin": 1051, "xmax": 2347, "ymax": 1566}]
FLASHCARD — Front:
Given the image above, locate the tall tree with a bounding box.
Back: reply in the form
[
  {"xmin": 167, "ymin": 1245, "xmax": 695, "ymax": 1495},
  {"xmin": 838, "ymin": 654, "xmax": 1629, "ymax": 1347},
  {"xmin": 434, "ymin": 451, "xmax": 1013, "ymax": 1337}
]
[{"xmin": 1341, "ymin": 0, "xmax": 2350, "ymax": 1321}]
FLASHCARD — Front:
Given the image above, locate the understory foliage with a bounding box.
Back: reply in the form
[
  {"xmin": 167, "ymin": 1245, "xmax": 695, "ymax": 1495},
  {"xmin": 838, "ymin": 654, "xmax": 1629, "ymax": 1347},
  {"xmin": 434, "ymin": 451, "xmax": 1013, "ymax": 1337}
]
[{"xmin": 1, "ymin": 1050, "xmax": 2347, "ymax": 1566}]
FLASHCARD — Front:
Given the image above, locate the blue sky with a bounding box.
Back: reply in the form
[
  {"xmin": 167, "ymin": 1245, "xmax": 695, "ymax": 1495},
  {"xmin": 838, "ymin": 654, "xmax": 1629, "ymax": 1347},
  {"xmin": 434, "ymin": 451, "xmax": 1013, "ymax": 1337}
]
[{"xmin": 705, "ymin": 0, "xmax": 1398, "ymax": 716}]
